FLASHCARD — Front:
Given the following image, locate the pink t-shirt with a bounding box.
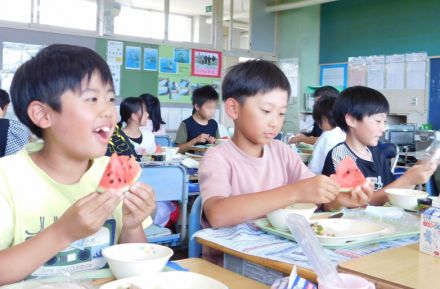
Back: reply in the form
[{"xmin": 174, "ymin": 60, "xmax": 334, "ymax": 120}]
[{"xmin": 199, "ymin": 139, "xmax": 314, "ymax": 213}]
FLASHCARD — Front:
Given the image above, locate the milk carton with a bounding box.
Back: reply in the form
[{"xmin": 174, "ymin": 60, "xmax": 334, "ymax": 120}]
[{"xmin": 420, "ymin": 203, "xmax": 440, "ymax": 257}]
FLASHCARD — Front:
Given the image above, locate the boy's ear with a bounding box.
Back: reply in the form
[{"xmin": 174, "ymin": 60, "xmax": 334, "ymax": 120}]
[
  {"xmin": 345, "ymin": 114, "xmax": 358, "ymax": 129},
  {"xmin": 27, "ymin": 100, "xmax": 52, "ymax": 129},
  {"xmin": 224, "ymin": 98, "xmax": 240, "ymax": 120}
]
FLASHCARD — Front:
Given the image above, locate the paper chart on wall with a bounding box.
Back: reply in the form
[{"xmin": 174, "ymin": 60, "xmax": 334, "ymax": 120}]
[
  {"xmin": 108, "ymin": 64, "xmax": 121, "ymax": 96},
  {"xmin": 366, "ymin": 56, "xmax": 385, "ymax": 90},
  {"xmin": 107, "ymin": 41, "xmax": 123, "ymax": 65},
  {"xmin": 385, "ymin": 54, "xmax": 405, "ymax": 89},
  {"xmin": 406, "ymin": 61, "xmax": 426, "ymax": 89},
  {"xmin": 348, "ymin": 57, "xmax": 366, "ymax": 86}
]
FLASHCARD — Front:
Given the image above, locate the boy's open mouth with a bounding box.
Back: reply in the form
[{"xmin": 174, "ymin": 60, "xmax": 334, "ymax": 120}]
[{"xmin": 94, "ymin": 126, "xmax": 111, "ymax": 141}]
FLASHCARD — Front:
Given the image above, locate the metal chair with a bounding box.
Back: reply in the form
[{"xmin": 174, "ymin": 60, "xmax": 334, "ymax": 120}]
[
  {"xmin": 155, "ymin": 135, "xmax": 172, "ymax": 147},
  {"xmin": 139, "ymin": 163, "xmax": 188, "ymax": 247},
  {"xmin": 188, "ymin": 195, "xmax": 202, "ymax": 257}
]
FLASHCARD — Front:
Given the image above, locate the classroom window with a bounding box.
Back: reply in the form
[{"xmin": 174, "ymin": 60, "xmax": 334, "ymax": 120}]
[
  {"xmin": 1, "ymin": 42, "xmax": 44, "ymax": 119},
  {"xmin": 168, "ymin": 14, "xmax": 192, "ymax": 42},
  {"xmin": 169, "ymin": 0, "xmax": 213, "ymax": 44},
  {"xmin": 0, "ymin": 0, "xmax": 31, "ymax": 23},
  {"xmin": 223, "ymin": 0, "xmax": 250, "ymax": 50},
  {"xmin": 114, "ymin": 2, "xmax": 165, "ymax": 40},
  {"xmin": 36, "ymin": 0, "xmax": 97, "ymax": 31}
]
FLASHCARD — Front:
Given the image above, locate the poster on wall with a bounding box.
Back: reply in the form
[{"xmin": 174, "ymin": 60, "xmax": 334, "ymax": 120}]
[
  {"xmin": 174, "ymin": 48, "xmax": 190, "ymax": 64},
  {"xmin": 107, "ymin": 40, "xmax": 123, "ymax": 65},
  {"xmin": 159, "ymin": 58, "xmax": 177, "ymax": 73},
  {"xmin": 191, "ymin": 49, "xmax": 222, "ymax": 77},
  {"xmin": 157, "ymin": 46, "xmax": 220, "ymax": 104},
  {"xmin": 143, "ymin": 47, "xmax": 158, "ymax": 71},
  {"xmin": 125, "ymin": 46, "xmax": 141, "ymax": 70}
]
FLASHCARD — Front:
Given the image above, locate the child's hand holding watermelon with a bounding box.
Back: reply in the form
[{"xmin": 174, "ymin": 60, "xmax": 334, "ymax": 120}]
[
  {"xmin": 97, "ymin": 153, "xmax": 156, "ymax": 242},
  {"xmin": 325, "ymin": 157, "xmax": 374, "ymax": 210},
  {"xmin": 121, "ymin": 182, "xmax": 156, "ymax": 237}
]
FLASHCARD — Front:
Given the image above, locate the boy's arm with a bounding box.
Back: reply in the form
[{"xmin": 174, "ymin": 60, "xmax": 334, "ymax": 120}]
[
  {"xmin": 0, "ymin": 223, "xmax": 72, "ymax": 285},
  {"xmin": 203, "ymin": 176, "xmax": 339, "ymax": 228},
  {"xmin": 369, "ymin": 161, "xmax": 437, "ymax": 206},
  {"xmin": 0, "ymin": 191, "xmax": 123, "ymax": 285}
]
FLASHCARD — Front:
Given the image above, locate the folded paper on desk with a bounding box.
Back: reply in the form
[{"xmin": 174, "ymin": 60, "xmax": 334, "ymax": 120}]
[{"xmin": 271, "ymin": 267, "xmax": 316, "ymax": 289}]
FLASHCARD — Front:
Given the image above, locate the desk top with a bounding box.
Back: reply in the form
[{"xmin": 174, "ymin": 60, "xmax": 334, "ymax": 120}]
[
  {"xmin": 196, "ymin": 237, "xmax": 317, "ymax": 283},
  {"xmin": 94, "ymin": 258, "xmax": 268, "ymax": 289},
  {"xmin": 338, "ymin": 243, "xmax": 440, "ymax": 289}
]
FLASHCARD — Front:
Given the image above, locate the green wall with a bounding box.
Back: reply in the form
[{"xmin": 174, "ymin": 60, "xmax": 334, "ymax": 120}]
[
  {"xmin": 278, "ymin": 5, "xmax": 321, "ymax": 133},
  {"xmin": 95, "ymin": 38, "xmax": 158, "ymax": 98},
  {"xmin": 320, "ymin": 0, "xmax": 440, "ymax": 64}
]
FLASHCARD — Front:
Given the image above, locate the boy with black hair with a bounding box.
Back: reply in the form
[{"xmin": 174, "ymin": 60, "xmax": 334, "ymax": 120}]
[
  {"xmin": 0, "ymin": 44, "xmax": 155, "ymax": 284},
  {"xmin": 322, "ymin": 86, "xmax": 436, "ymax": 210},
  {"xmin": 175, "ymin": 85, "xmax": 220, "ymax": 153},
  {"xmin": 289, "ymin": 85, "xmax": 339, "ymax": 145},
  {"xmin": 199, "ymin": 60, "xmax": 372, "ymax": 230},
  {"xmin": 308, "ymin": 95, "xmax": 346, "ymax": 174},
  {"xmin": 0, "ymin": 89, "xmax": 30, "ymax": 157}
]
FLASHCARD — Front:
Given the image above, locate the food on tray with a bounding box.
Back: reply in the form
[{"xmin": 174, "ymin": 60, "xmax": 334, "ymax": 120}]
[
  {"xmin": 97, "ymin": 153, "xmax": 141, "ymax": 193},
  {"xmin": 330, "ymin": 157, "xmax": 366, "ymax": 192},
  {"xmin": 310, "ymin": 222, "xmax": 335, "ymax": 237}
]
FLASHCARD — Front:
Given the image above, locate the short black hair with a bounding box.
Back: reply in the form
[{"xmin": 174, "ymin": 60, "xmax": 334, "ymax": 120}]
[
  {"xmin": 313, "ymin": 85, "xmax": 338, "ymax": 98},
  {"xmin": 192, "ymin": 85, "xmax": 219, "ymax": 113},
  {"xmin": 139, "ymin": 93, "xmax": 166, "ymax": 133},
  {"xmin": 222, "ymin": 60, "xmax": 291, "ymax": 102},
  {"xmin": 118, "ymin": 96, "xmax": 144, "ymax": 127},
  {"xmin": 334, "ymin": 86, "xmax": 389, "ymax": 132},
  {"xmin": 312, "ymin": 95, "xmax": 337, "ymax": 128},
  {"xmin": 10, "ymin": 44, "xmax": 113, "ymax": 138},
  {"xmin": 0, "ymin": 89, "xmax": 10, "ymax": 110}
]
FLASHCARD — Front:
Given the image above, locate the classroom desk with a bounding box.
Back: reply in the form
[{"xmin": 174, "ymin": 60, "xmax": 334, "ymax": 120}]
[
  {"xmin": 196, "ymin": 236, "xmax": 317, "ymax": 283},
  {"xmin": 93, "ymin": 258, "xmax": 268, "ymax": 289},
  {"xmin": 338, "ymin": 243, "xmax": 440, "ymax": 289}
]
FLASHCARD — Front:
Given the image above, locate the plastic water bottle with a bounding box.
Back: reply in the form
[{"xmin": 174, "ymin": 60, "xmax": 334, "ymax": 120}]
[{"xmin": 422, "ymin": 131, "xmax": 440, "ymax": 165}]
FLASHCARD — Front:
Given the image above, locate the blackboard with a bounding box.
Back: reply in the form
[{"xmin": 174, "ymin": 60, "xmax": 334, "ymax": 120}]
[
  {"xmin": 320, "ymin": 0, "xmax": 440, "ymax": 64},
  {"xmin": 429, "ymin": 58, "xmax": 440, "ymax": 130}
]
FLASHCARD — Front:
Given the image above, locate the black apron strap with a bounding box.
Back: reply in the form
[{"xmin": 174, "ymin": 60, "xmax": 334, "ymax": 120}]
[{"xmin": 0, "ymin": 119, "xmax": 10, "ymax": 157}]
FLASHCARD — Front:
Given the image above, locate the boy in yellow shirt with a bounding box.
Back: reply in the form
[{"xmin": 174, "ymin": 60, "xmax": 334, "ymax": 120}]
[{"xmin": 0, "ymin": 44, "xmax": 155, "ymax": 285}]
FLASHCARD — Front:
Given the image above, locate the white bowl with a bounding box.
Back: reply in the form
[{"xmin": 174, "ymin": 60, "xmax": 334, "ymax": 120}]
[
  {"xmin": 100, "ymin": 271, "xmax": 228, "ymax": 289},
  {"xmin": 102, "ymin": 243, "xmax": 173, "ymax": 279},
  {"xmin": 385, "ymin": 188, "xmax": 428, "ymax": 210},
  {"xmin": 266, "ymin": 203, "xmax": 317, "ymax": 231}
]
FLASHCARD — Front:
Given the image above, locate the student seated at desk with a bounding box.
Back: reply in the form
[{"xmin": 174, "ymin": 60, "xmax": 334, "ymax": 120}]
[
  {"xmin": 175, "ymin": 85, "xmax": 220, "ymax": 153},
  {"xmin": 0, "ymin": 44, "xmax": 155, "ymax": 285},
  {"xmin": 289, "ymin": 86, "xmax": 339, "ymax": 146},
  {"xmin": 139, "ymin": 93, "xmax": 167, "ymax": 136},
  {"xmin": 321, "ymin": 86, "xmax": 437, "ymax": 210},
  {"xmin": 199, "ymin": 60, "xmax": 372, "ymax": 230},
  {"xmin": 308, "ymin": 95, "xmax": 346, "ymax": 174},
  {"xmin": 118, "ymin": 96, "xmax": 155, "ymax": 156}
]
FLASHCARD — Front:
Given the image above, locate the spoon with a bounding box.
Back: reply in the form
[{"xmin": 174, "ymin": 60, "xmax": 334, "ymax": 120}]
[{"xmin": 286, "ymin": 213, "xmax": 345, "ymax": 287}]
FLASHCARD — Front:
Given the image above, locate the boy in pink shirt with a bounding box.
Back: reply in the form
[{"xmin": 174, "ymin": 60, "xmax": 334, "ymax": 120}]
[{"xmin": 199, "ymin": 60, "xmax": 373, "ymax": 229}]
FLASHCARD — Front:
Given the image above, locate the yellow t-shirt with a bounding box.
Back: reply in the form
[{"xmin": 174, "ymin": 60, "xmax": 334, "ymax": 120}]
[{"xmin": 0, "ymin": 149, "xmax": 152, "ymax": 278}]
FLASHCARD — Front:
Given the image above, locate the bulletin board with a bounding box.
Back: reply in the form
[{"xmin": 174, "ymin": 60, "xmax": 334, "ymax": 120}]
[
  {"xmin": 95, "ymin": 38, "xmax": 158, "ymax": 98},
  {"xmin": 319, "ymin": 63, "xmax": 347, "ymax": 89},
  {"xmin": 157, "ymin": 46, "xmax": 221, "ymax": 104}
]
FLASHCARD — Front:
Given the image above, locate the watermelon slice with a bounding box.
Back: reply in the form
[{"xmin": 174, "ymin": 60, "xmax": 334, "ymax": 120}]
[
  {"xmin": 330, "ymin": 157, "xmax": 366, "ymax": 192},
  {"xmin": 97, "ymin": 153, "xmax": 141, "ymax": 193}
]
